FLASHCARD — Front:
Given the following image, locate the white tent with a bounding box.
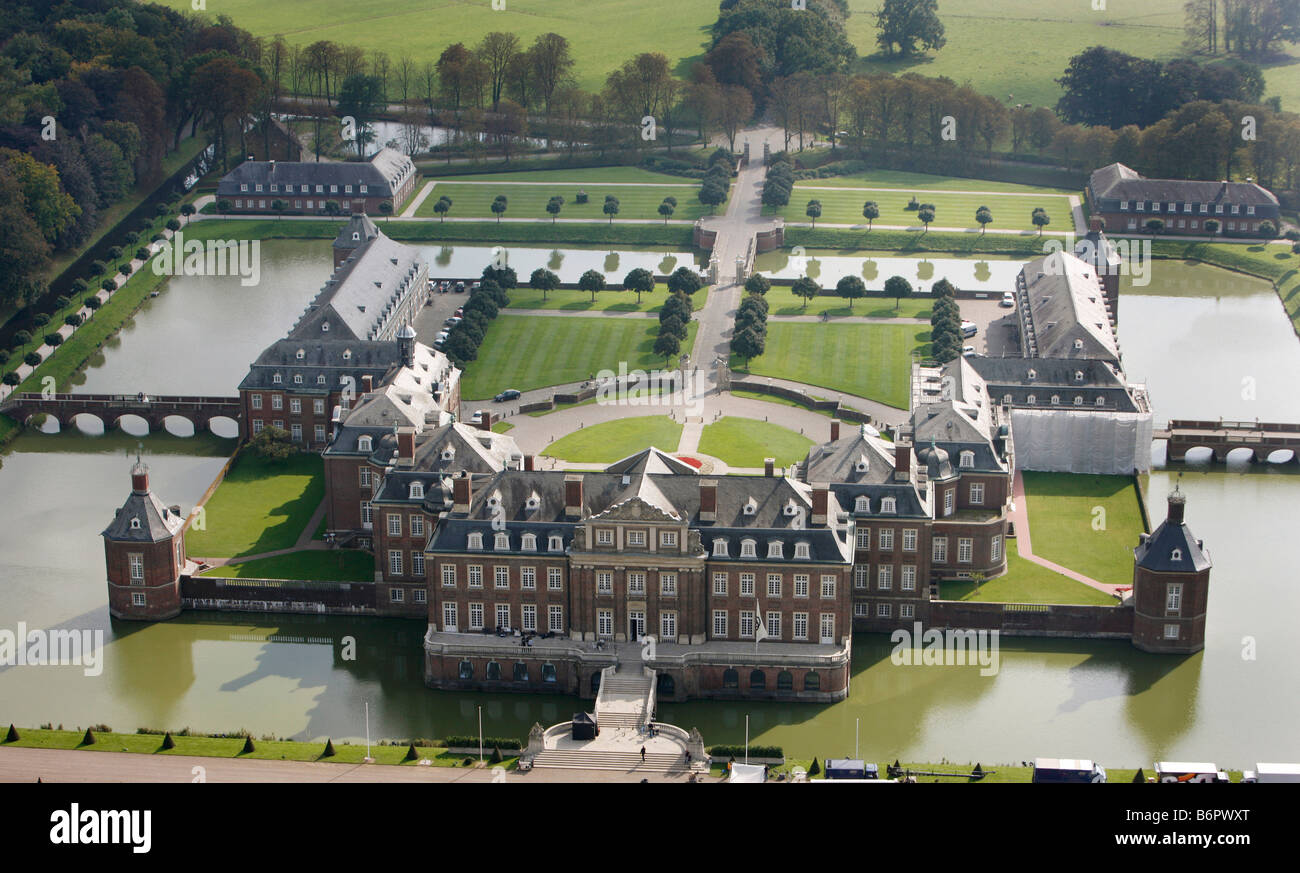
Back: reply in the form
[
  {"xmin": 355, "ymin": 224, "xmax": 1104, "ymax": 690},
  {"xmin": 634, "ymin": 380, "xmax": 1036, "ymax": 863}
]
[{"xmin": 728, "ymin": 763, "xmax": 766, "ymax": 783}]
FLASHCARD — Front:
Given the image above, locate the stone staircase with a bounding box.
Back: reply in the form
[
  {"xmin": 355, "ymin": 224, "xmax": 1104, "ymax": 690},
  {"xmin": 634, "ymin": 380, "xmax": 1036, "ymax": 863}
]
[{"xmin": 531, "ymin": 748, "xmax": 688, "ymax": 773}]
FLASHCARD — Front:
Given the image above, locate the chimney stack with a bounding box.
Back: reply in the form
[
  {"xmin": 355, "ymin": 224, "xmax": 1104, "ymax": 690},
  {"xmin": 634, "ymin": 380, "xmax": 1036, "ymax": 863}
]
[
  {"xmin": 830, "ymin": 419, "xmax": 841, "ymax": 442},
  {"xmin": 1167, "ymin": 488, "xmax": 1186, "ymax": 526},
  {"xmin": 564, "ymin": 473, "xmax": 584, "ymax": 519},
  {"xmin": 699, "ymin": 478, "xmax": 718, "ymax": 522},
  {"xmin": 452, "ymin": 472, "xmax": 472, "ymax": 512},
  {"xmin": 130, "ymin": 460, "xmax": 150, "ymax": 494},
  {"xmin": 397, "ymin": 427, "xmax": 415, "ymax": 464},
  {"xmin": 361, "ymin": 374, "xmax": 374, "ymax": 394},
  {"xmin": 523, "ymin": 455, "xmax": 534, "ymax": 472},
  {"xmin": 894, "ymin": 439, "xmax": 912, "ymax": 482},
  {"xmin": 811, "ymin": 483, "xmax": 829, "ymax": 526},
  {"xmin": 1088, "ymin": 216, "xmax": 1104, "ymax": 234},
  {"xmin": 764, "ymin": 458, "xmax": 775, "ymax": 477}
]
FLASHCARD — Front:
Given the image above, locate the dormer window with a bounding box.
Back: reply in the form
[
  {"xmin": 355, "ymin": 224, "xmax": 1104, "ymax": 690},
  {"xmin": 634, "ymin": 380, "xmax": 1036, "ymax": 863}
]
[
  {"xmin": 1026, "ymin": 369, "xmax": 1036, "ymax": 381},
  {"xmin": 352, "ymin": 231, "xmax": 360, "ymax": 241},
  {"xmin": 294, "ymin": 374, "xmax": 303, "ymax": 385},
  {"xmin": 441, "ymin": 446, "xmax": 455, "ymax": 461},
  {"xmin": 317, "ymin": 375, "xmax": 326, "ymax": 385},
  {"xmin": 322, "ymin": 322, "xmax": 329, "ymax": 332},
  {"xmin": 1073, "ymin": 339, "xmax": 1083, "ymax": 350},
  {"xmin": 740, "ymin": 539, "xmax": 757, "ymax": 558},
  {"xmin": 854, "ymin": 496, "xmax": 869, "ymax": 513},
  {"xmin": 272, "ymin": 373, "xmax": 282, "ymax": 384},
  {"xmin": 1171, "ymin": 548, "xmax": 1183, "ymax": 562},
  {"xmin": 342, "ymin": 349, "xmax": 351, "ymax": 360},
  {"xmin": 794, "ymin": 542, "xmax": 810, "ymax": 559},
  {"xmin": 1074, "ymin": 370, "xmax": 1084, "ymax": 382},
  {"xmin": 1074, "ymin": 396, "xmax": 1084, "ymax": 406},
  {"xmin": 130, "ymin": 517, "xmax": 141, "ymax": 530},
  {"xmin": 358, "ymin": 436, "xmax": 372, "ymax": 452},
  {"xmin": 548, "ymin": 535, "xmax": 563, "ymax": 552},
  {"xmin": 487, "ymin": 492, "xmax": 502, "ymax": 511},
  {"xmin": 713, "ymin": 539, "xmax": 729, "ymax": 557},
  {"xmin": 854, "ymin": 454, "xmax": 869, "ymax": 473},
  {"xmin": 1095, "ymin": 396, "xmax": 1106, "ymax": 407},
  {"xmin": 1003, "ymin": 394, "xmax": 1013, "ymax": 405},
  {"xmin": 296, "ymin": 349, "xmax": 305, "ymax": 360},
  {"xmin": 409, "ymin": 482, "xmax": 424, "ymax": 499},
  {"xmin": 881, "ymin": 496, "xmax": 897, "ymax": 514},
  {"xmin": 494, "ymin": 531, "xmax": 509, "ymax": 550},
  {"xmin": 958, "ymin": 451, "xmax": 974, "ymax": 469},
  {"xmin": 1050, "ymin": 395, "xmax": 1060, "ymax": 405},
  {"xmin": 521, "ymin": 533, "xmax": 537, "ymax": 551},
  {"xmin": 525, "ymin": 493, "xmax": 540, "ymax": 511},
  {"xmin": 467, "ymin": 532, "xmax": 483, "ymax": 550},
  {"xmin": 767, "ymin": 541, "xmax": 784, "ymax": 559},
  {"xmin": 1026, "ymin": 394, "xmax": 1036, "ymax": 405},
  {"xmin": 783, "ymin": 499, "xmax": 799, "ymax": 517},
  {"xmin": 743, "ymin": 499, "xmax": 757, "ymax": 516}
]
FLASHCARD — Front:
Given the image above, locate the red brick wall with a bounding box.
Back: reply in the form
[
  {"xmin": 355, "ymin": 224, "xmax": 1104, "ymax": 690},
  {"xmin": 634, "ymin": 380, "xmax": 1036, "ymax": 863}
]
[
  {"xmin": 105, "ymin": 537, "xmax": 181, "ymax": 620},
  {"xmin": 1131, "ymin": 565, "xmax": 1209, "ymax": 653}
]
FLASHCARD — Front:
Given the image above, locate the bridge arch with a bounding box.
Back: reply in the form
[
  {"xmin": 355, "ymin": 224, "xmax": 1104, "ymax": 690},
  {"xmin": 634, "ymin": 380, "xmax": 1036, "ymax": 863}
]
[
  {"xmin": 161, "ymin": 414, "xmax": 197, "ymax": 438},
  {"xmin": 1180, "ymin": 446, "xmax": 1217, "ymax": 464},
  {"xmin": 67, "ymin": 412, "xmax": 107, "ymax": 435},
  {"xmin": 205, "ymin": 415, "xmax": 240, "ymax": 440},
  {"xmin": 111, "ymin": 413, "xmax": 151, "ymax": 437},
  {"xmin": 1224, "ymin": 446, "xmax": 1258, "ymax": 465},
  {"xmin": 1266, "ymin": 448, "xmax": 1297, "ymax": 464}
]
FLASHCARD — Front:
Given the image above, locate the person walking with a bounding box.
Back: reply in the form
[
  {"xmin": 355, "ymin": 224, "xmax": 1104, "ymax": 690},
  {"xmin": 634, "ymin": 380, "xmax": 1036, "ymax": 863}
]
[{"xmin": 640, "ymin": 746, "xmax": 646, "ymax": 763}]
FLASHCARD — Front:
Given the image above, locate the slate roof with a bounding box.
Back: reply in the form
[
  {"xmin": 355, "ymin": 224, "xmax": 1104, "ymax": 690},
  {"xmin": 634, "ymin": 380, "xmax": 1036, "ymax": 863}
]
[
  {"xmin": 1089, "ymin": 163, "xmax": 1278, "ymax": 207},
  {"xmin": 333, "ymin": 214, "xmax": 380, "ymax": 251},
  {"xmin": 217, "ymin": 148, "xmax": 416, "ymax": 200},
  {"xmin": 334, "ymin": 344, "xmax": 457, "ymax": 431},
  {"xmin": 965, "ymin": 356, "xmax": 1141, "ymax": 413},
  {"xmin": 290, "ymin": 232, "xmax": 426, "ymax": 341},
  {"xmin": 801, "ymin": 424, "xmax": 900, "ymax": 485},
  {"xmin": 1018, "ymin": 252, "xmax": 1119, "ymax": 361},
  {"xmin": 1135, "ymin": 495, "xmax": 1211, "ymax": 572},
  {"xmin": 239, "ymin": 339, "xmax": 397, "ymax": 394},
  {"xmin": 909, "ymin": 359, "xmax": 1009, "ymax": 473},
  {"xmin": 102, "ymin": 466, "xmax": 186, "ymax": 543}
]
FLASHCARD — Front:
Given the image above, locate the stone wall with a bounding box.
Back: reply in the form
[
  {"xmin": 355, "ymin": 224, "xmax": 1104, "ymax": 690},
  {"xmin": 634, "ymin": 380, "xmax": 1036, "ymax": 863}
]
[
  {"xmin": 181, "ymin": 576, "xmax": 376, "ymax": 615},
  {"xmin": 928, "ymin": 599, "xmax": 1133, "ymax": 639}
]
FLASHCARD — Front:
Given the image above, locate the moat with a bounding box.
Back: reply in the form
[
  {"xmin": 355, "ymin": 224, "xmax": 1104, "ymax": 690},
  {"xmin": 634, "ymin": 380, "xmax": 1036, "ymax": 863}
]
[{"xmin": 1, "ymin": 245, "xmax": 1297, "ymax": 765}]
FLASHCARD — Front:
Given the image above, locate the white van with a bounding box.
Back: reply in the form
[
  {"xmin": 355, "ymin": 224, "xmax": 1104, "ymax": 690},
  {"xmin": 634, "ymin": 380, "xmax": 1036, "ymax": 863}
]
[{"xmin": 1154, "ymin": 762, "xmax": 1230, "ymax": 783}]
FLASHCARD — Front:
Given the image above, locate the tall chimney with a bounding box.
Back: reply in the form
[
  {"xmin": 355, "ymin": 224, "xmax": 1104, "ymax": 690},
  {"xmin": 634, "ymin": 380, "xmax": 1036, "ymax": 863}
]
[
  {"xmin": 811, "ymin": 483, "xmax": 829, "ymax": 526},
  {"xmin": 830, "ymin": 419, "xmax": 841, "ymax": 442},
  {"xmin": 452, "ymin": 472, "xmax": 472, "ymax": 512},
  {"xmin": 894, "ymin": 439, "xmax": 912, "ymax": 482},
  {"xmin": 1088, "ymin": 216, "xmax": 1104, "ymax": 234},
  {"xmin": 397, "ymin": 428, "xmax": 415, "ymax": 463},
  {"xmin": 699, "ymin": 478, "xmax": 718, "ymax": 522},
  {"xmin": 361, "ymin": 374, "xmax": 374, "ymax": 394},
  {"xmin": 564, "ymin": 473, "xmax": 584, "ymax": 519},
  {"xmin": 764, "ymin": 458, "xmax": 775, "ymax": 477},
  {"xmin": 130, "ymin": 460, "xmax": 150, "ymax": 494},
  {"xmin": 1167, "ymin": 488, "xmax": 1186, "ymax": 526}
]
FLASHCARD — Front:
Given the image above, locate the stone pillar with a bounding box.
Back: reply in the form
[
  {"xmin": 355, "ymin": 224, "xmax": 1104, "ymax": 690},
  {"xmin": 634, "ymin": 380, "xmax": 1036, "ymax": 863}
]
[{"xmin": 688, "ymin": 727, "xmax": 706, "ymax": 764}]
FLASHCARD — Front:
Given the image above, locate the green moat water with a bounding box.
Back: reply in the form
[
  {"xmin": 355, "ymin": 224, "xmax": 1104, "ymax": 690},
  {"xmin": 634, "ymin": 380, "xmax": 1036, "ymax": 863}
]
[{"xmin": 1, "ymin": 248, "xmax": 1297, "ymax": 766}]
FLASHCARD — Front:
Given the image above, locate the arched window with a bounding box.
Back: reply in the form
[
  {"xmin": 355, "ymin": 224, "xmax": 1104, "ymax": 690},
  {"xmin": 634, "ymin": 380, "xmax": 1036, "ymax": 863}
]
[
  {"xmin": 513, "ymin": 662, "xmax": 528, "ymax": 681},
  {"xmin": 358, "ymin": 435, "xmax": 372, "ymax": 452},
  {"xmin": 794, "ymin": 542, "xmax": 810, "ymax": 559},
  {"xmin": 409, "ymin": 482, "xmax": 424, "ymax": 499},
  {"xmin": 1095, "ymin": 396, "xmax": 1106, "ymax": 407},
  {"xmin": 1171, "ymin": 548, "xmax": 1183, "ymax": 562},
  {"xmin": 295, "ymin": 349, "xmax": 305, "ymax": 360},
  {"xmin": 767, "ymin": 541, "xmax": 784, "ymax": 559},
  {"xmin": 959, "ymin": 450, "xmax": 974, "ymax": 468},
  {"xmin": 803, "ymin": 672, "xmax": 821, "ymax": 691},
  {"xmin": 485, "ymin": 661, "xmax": 501, "ymax": 680},
  {"xmin": 749, "ymin": 669, "xmax": 766, "ymax": 691},
  {"xmin": 294, "ymin": 374, "xmax": 303, "ymax": 385},
  {"xmin": 777, "ymin": 671, "xmax": 794, "ymax": 691},
  {"xmin": 1073, "ymin": 396, "xmax": 1084, "ymax": 406},
  {"xmin": 494, "ymin": 531, "xmax": 509, "ymax": 550},
  {"xmin": 129, "ymin": 517, "xmax": 141, "ymax": 530},
  {"xmin": 881, "ymin": 496, "xmax": 897, "ymax": 514},
  {"xmin": 656, "ymin": 673, "xmax": 675, "ymax": 696},
  {"xmin": 317, "ymin": 375, "xmax": 326, "ymax": 385},
  {"xmin": 713, "ymin": 538, "xmax": 729, "ymax": 557},
  {"xmin": 722, "ymin": 668, "xmax": 739, "ymax": 689},
  {"xmin": 1026, "ymin": 394, "xmax": 1036, "ymax": 405},
  {"xmin": 272, "ymin": 373, "xmax": 282, "ymax": 384},
  {"xmin": 467, "ymin": 532, "xmax": 483, "ymax": 550},
  {"xmin": 740, "ymin": 539, "xmax": 757, "ymax": 558},
  {"xmin": 855, "ymin": 496, "xmax": 869, "ymax": 513},
  {"xmin": 521, "ymin": 533, "xmax": 536, "ymax": 551},
  {"xmin": 457, "ymin": 660, "xmax": 473, "ymax": 680},
  {"xmin": 1050, "ymin": 395, "xmax": 1060, "ymax": 405}
]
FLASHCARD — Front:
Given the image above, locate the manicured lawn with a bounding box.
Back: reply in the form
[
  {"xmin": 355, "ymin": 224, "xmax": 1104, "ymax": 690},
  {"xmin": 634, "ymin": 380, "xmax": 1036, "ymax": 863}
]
[
  {"xmin": 786, "ymin": 227, "xmax": 1057, "ymax": 256},
  {"xmin": 1021, "ymin": 472, "xmax": 1147, "ymax": 588},
  {"xmin": 185, "ymin": 452, "xmax": 325, "ymax": 559},
  {"xmin": 491, "ymin": 421, "xmax": 515, "ymax": 433},
  {"xmin": 763, "ymin": 292, "xmax": 931, "ymax": 319},
  {"xmin": 941, "ymin": 541, "xmax": 1117, "ymax": 606},
  {"xmin": 431, "ymin": 167, "xmax": 702, "ymax": 184},
  {"xmin": 199, "ymin": 549, "xmax": 374, "ymax": 582},
  {"xmin": 505, "ymin": 285, "xmax": 709, "ymax": 313},
  {"xmin": 417, "ymin": 178, "xmax": 718, "ymax": 222},
  {"xmin": 697, "ymin": 417, "xmax": 813, "ymax": 468},
  {"xmin": 776, "ymin": 177, "xmax": 1074, "ymax": 233},
  {"xmin": 731, "ymin": 322, "xmax": 926, "ymax": 410},
  {"xmin": 1, "ymin": 728, "xmax": 518, "ymax": 768},
  {"xmin": 461, "ymin": 315, "xmax": 698, "ymax": 400},
  {"xmin": 543, "ymin": 416, "xmax": 684, "ymax": 463}
]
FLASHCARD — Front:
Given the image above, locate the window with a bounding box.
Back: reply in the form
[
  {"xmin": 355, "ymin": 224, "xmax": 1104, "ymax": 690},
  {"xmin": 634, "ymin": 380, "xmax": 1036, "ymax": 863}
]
[
  {"xmin": 958, "ymin": 450, "xmax": 974, "ymax": 468},
  {"xmin": 131, "ymin": 592, "xmax": 146, "ymax": 607},
  {"xmin": 878, "ymin": 529, "xmax": 894, "ymax": 550},
  {"xmin": 723, "ymin": 668, "xmax": 739, "ymax": 689},
  {"xmin": 881, "ymin": 496, "xmax": 896, "ymax": 514},
  {"xmin": 1166, "ymin": 583, "xmax": 1182, "ymax": 612},
  {"xmin": 767, "ymin": 541, "xmax": 783, "ymax": 559},
  {"xmin": 1164, "ymin": 624, "xmax": 1180, "ymax": 640},
  {"xmin": 494, "ymin": 532, "xmax": 509, "ymax": 550},
  {"xmin": 251, "ymin": 394, "xmax": 263, "ymax": 410},
  {"xmin": 661, "ymin": 530, "xmax": 677, "ymax": 547},
  {"xmin": 314, "ymin": 425, "xmax": 325, "ymax": 443},
  {"xmin": 958, "ymin": 538, "xmax": 973, "ymax": 564},
  {"xmin": 901, "ymin": 565, "xmax": 916, "ymax": 591},
  {"xmin": 513, "ymin": 661, "xmax": 528, "ymax": 682},
  {"xmin": 457, "ymin": 659, "xmax": 473, "ymax": 680},
  {"xmin": 627, "ymin": 530, "xmax": 646, "ymax": 546},
  {"xmin": 794, "ymin": 541, "xmax": 810, "ymax": 560},
  {"xmin": 128, "ymin": 553, "xmax": 144, "ymax": 582},
  {"xmin": 804, "ymin": 672, "xmax": 821, "ymax": 692},
  {"xmin": 290, "ymin": 398, "xmax": 302, "ymax": 414},
  {"xmin": 739, "ymin": 611, "xmax": 755, "ymax": 638},
  {"xmin": 442, "ymin": 602, "xmax": 457, "ymax": 630},
  {"xmin": 522, "ymin": 604, "xmax": 537, "ymax": 632},
  {"xmin": 794, "ymin": 575, "xmax": 809, "ymax": 598},
  {"xmin": 877, "ymin": 603, "xmax": 892, "ymax": 617},
  {"xmin": 1050, "ymin": 395, "xmax": 1060, "ymax": 406},
  {"xmin": 290, "ymin": 423, "xmax": 302, "ymax": 442},
  {"xmin": 521, "ymin": 567, "xmax": 536, "ymax": 590},
  {"xmin": 660, "ymin": 569, "xmax": 681, "ymax": 597},
  {"xmin": 901, "ymin": 604, "xmax": 914, "ymax": 619},
  {"xmin": 902, "ymin": 529, "xmax": 917, "ymax": 552},
  {"xmin": 1120, "ymin": 200, "xmax": 1128, "ymax": 210},
  {"xmin": 763, "ymin": 612, "xmax": 780, "ymax": 640},
  {"xmin": 597, "ymin": 609, "xmax": 612, "ymax": 636},
  {"xmin": 970, "ymin": 483, "xmax": 984, "ymax": 505},
  {"xmin": 819, "ymin": 613, "xmax": 835, "ymax": 643},
  {"xmin": 597, "ymin": 529, "xmax": 613, "ymax": 545},
  {"xmin": 1096, "ymin": 396, "xmax": 1106, "ymax": 407},
  {"xmin": 660, "ymin": 611, "xmax": 676, "ymax": 641},
  {"xmin": 597, "ymin": 572, "xmax": 612, "ymax": 594},
  {"xmin": 388, "ymin": 514, "xmax": 402, "ymax": 536},
  {"xmin": 240, "ymin": 184, "xmax": 248, "ymax": 193},
  {"xmin": 441, "ymin": 565, "xmax": 456, "ymax": 587},
  {"xmin": 467, "ymin": 532, "xmax": 483, "ymax": 550},
  {"xmin": 548, "ymin": 568, "xmax": 563, "ymax": 590},
  {"xmin": 496, "ymin": 604, "xmax": 510, "ymax": 629},
  {"xmin": 750, "ymin": 669, "xmax": 766, "ymax": 690},
  {"xmin": 628, "ymin": 572, "xmax": 646, "ymax": 596},
  {"xmin": 854, "ymin": 566, "xmax": 868, "ymax": 589},
  {"xmin": 542, "ymin": 662, "xmax": 558, "ymax": 683},
  {"xmin": 494, "ymin": 566, "xmax": 509, "ymax": 589},
  {"xmin": 1171, "ymin": 548, "xmax": 1183, "ymax": 563},
  {"xmin": 991, "ymin": 535, "xmax": 1003, "ymax": 563},
  {"xmin": 412, "ymin": 554, "xmax": 425, "ymax": 577},
  {"xmin": 469, "ymin": 602, "xmax": 484, "ymax": 630},
  {"xmin": 740, "ymin": 539, "xmax": 757, "ymax": 558},
  {"xmin": 549, "ymin": 536, "xmax": 563, "ymax": 552},
  {"xmin": 360, "ymin": 501, "xmax": 371, "ymax": 528},
  {"xmin": 820, "ymin": 575, "xmax": 836, "ymax": 598},
  {"xmin": 878, "ymin": 565, "xmax": 893, "ymax": 590},
  {"xmin": 468, "ymin": 565, "xmax": 483, "ymax": 588},
  {"xmin": 712, "ymin": 539, "xmax": 729, "ymax": 557},
  {"xmin": 271, "ymin": 394, "xmax": 283, "ymax": 410},
  {"xmin": 855, "ymin": 496, "xmax": 869, "ymax": 513},
  {"xmin": 548, "ymin": 605, "xmax": 563, "ymax": 632},
  {"xmin": 1026, "ymin": 394, "xmax": 1037, "ymax": 405},
  {"xmin": 410, "ymin": 515, "xmax": 425, "ymax": 537},
  {"xmin": 793, "ymin": 612, "xmax": 808, "ymax": 640},
  {"xmin": 389, "ymin": 550, "xmax": 403, "ymax": 575},
  {"xmin": 767, "ymin": 574, "xmax": 782, "ymax": 597},
  {"xmin": 713, "ymin": 610, "xmax": 728, "ymax": 638},
  {"xmin": 740, "ymin": 573, "xmax": 755, "ymax": 597},
  {"xmin": 855, "ymin": 602, "xmax": 868, "ymax": 617},
  {"xmin": 521, "ymin": 533, "xmax": 536, "ymax": 551},
  {"xmin": 390, "ymin": 587, "xmax": 404, "ymax": 603},
  {"xmin": 712, "ymin": 573, "xmax": 727, "ymax": 596},
  {"xmin": 855, "ymin": 528, "xmax": 870, "ymax": 550},
  {"xmin": 252, "ymin": 419, "xmax": 264, "ymax": 435},
  {"xmin": 943, "ymin": 490, "xmax": 954, "ymax": 517},
  {"xmin": 358, "ymin": 435, "xmax": 372, "ymax": 453}
]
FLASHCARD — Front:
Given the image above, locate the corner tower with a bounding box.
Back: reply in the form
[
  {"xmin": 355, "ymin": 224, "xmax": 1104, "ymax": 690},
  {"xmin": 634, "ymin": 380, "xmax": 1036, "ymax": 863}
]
[
  {"xmin": 332, "ymin": 213, "xmax": 380, "ymax": 268},
  {"xmin": 103, "ymin": 459, "xmax": 188, "ymax": 621},
  {"xmin": 1131, "ymin": 487, "xmax": 1211, "ymax": 654}
]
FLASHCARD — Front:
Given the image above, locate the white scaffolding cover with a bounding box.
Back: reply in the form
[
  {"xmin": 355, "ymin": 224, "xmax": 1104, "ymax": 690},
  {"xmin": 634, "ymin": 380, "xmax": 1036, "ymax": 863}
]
[{"xmin": 1010, "ymin": 409, "xmax": 1152, "ymax": 474}]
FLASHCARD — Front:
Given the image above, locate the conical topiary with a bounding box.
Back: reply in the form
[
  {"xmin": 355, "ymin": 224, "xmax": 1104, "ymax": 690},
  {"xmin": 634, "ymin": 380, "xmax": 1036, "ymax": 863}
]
[
  {"xmin": 404, "ymin": 743, "xmax": 418, "ymax": 762},
  {"xmin": 5, "ymin": 724, "xmax": 19, "ymax": 742},
  {"xmin": 490, "ymin": 746, "xmax": 503, "ymax": 764},
  {"xmin": 161, "ymin": 732, "xmax": 175, "ymax": 750},
  {"xmin": 808, "ymin": 757, "xmax": 820, "ymax": 777},
  {"xmin": 322, "ymin": 738, "xmax": 336, "ymax": 757},
  {"xmin": 241, "ymin": 735, "xmax": 255, "ymax": 754},
  {"xmin": 1132, "ymin": 768, "xmax": 1145, "ymax": 783},
  {"xmin": 971, "ymin": 763, "xmax": 985, "ymax": 779},
  {"xmin": 81, "ymin": 728, "xmax": 96, "ymax": 746}
]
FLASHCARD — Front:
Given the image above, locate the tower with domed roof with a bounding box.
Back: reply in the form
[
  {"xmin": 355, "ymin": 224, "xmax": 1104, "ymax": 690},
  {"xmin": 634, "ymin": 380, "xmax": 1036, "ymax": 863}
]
[
  {"xmin": 102, "ymin": 458, "xmax": 189, "ymax": 620},
  {"xmin": 1130, "ymin": 484, "xmax": 1211, "ymax": 653}
]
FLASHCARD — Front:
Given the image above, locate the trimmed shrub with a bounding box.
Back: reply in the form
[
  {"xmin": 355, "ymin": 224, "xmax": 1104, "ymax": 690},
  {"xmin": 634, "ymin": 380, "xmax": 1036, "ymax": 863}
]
[
  {"xmin": 166, "ymin": 218, "xmax": 181, "ymax": 232},
  {"xmin": 322, "ymin": 738, "xmax": 336, "ymax": 757},
  {"xmin": 489, "ymin": 746, "xmax": 503, "ymax": 764},
  {"xmin": 84, "ymin": 296, "xmax": 101, "ymax": 310},
  {"xmin": 0, "ymin": 349, "xmax": 8, "ymax": 364},
  {"xmin": 5, "ymin": 724, "xmax": 18, "ymax": 742},
  {"xmin": 45, "ymin": 332, "xmax": 64, "ymax": 346},
  {"xmin": 707, "ymin": 744, "xmax": 784, "ymax": 759},
  {"xmin": 102, "ymin": 279, "xmax": 117, "ymax": 292},
  {"xmin": 241, "ymin": 736, "xmax": 255, "ymax": 754},
  {"xmin": 81, "ymin": 728, "xmax": 96, "ymax": 746},
  {"xmin": 136, "ymin": 247, "xmax": 151, "ymax": 261},
  {"xmin": 442, "ymin": 735, "xmax": 521, "ymax": 750},
  {"xmin": 123, "ymin": 231, "xmax": 139, "ymax": 245},
  {"xmin": 33, "ymin": 313, "xmax": 50, "ymax": 328},
  {"xmin": 404, "ymin": 743, "xmax": 418, "ymax": 761},
  {"xmin": 161, "ymin": 732, "xmax": 175, "ymax": 750},
  {"xmin": 71, "ymin": 278, "xmax": 88, "ymax": 294},
  {"xmin": 65, "ymin": 313, "xmax": 83, "ymax": 327},
  {"xmin": 808, "ymin": 757, "xmax": 820, "ymax": 776},
  {"xmin": 1, "ymin": 372, "xmax": 18, "ymax": 386},
  {"xmin": 54, "ymin": 295, "xmax": 71, "ymax": 308}
]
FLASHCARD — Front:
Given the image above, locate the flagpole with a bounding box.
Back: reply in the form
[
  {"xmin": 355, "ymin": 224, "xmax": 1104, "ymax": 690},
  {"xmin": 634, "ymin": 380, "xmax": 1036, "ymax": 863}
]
[
  {"xmin": 364, "ymin": 701, "xmax": 370, "ymax": 761},
  {"xmin": 478, "ymin": 705, "xmax": 484, "ymax": 764},
  {"xmin": 745, "ymin": 715, "xmax": 749, "ymax": 766},
  {"xmin": 855, "ymin": 718, "xmax": 859, "ymax": 760}
]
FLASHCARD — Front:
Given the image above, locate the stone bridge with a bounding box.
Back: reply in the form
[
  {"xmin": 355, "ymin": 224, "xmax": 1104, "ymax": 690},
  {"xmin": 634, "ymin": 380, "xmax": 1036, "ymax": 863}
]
[
  {"xmin": 1153, "ymin": 419, "xmax": 1300, "ymax": 463},
  {"xmin": 0, "ymin": 392, "xmax": 242, "ymax": 436}
]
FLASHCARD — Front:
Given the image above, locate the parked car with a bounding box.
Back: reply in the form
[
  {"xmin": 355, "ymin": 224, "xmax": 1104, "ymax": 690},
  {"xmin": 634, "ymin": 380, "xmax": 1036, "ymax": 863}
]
[
  {"xmin": 961, "ymin": 320, "xmax": 978, "ymax": 338},
  {"xmin": 444, "ymin": 316, "xmax": 462, "ymax": 328},
  {"xmin": 435, "ymin": 330, "xmax": 450, "ymax": 343},
  {"xmin": 494, "ymin": 388, "xmax": 522, "ymax": 402},
  {"xmin": 432, "ymin": 340, "xmax": 446, "ymax": 351},
  {"xmin": 455, "ymin": 307, "xmax": 464, "ymax": 317},
  {"xmin": 454, "ymin": 281, "xmax": 466, "ymax": 293},
  {"xmin": 471, "ymin": 281, "xmax": 481, "ymax": 292},
  {"xmin": 1153, "ymin": 762, "xmax": 1230, "ymax": 783},
  {"xmin": 1000, "ymin": 291, "xmax": 1015, "ymax": 307},
  {"xmin": 1031, "ymin": 758, "xmax": 1107, "ymax": 783},
  {"xmin": 962, "ymin": 345, "xmax": 977, "ymax": 356},
  {"xmin": 439, "ymin": 280, "xmax": 451, "ymax": 293}
]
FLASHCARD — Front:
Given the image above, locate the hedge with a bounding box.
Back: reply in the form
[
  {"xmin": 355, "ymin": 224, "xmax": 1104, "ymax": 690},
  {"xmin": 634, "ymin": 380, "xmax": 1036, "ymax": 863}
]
[
  {"xmin": 707, "ymin": 745, "xmax": 783, "ymax": 759},
  {"xmin": 441, "ymin": 735, "xmax": 521, "ymax": 750}
]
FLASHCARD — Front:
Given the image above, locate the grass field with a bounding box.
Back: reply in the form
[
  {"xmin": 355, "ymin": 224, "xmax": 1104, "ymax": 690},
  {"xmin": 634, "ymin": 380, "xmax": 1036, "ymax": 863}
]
[
  {"xmin": 417, "ymin": 177, "xmax": 717, "ymax": 222},
  {"xmin": 941, "ymin": 541, "xmax": 1117, "ymax": 606},
  {"xmin": 731, "ymin": 322, "xmax": 927, "ymax": 410},
  {"xmin": 764, "ymin": 292, "xmax": 932, "ymax": 319},
  {"xmin": 1020, "ymin": 472, "xmax": 1147, "ymax": 588},
  {"xmin": 461, "ymin": 314, "xmax": 698, "ymax": 400},
  {"xmin": 543, "ymin": 416, "xmax": 684, "ymax": 463},
  {"xmin": 505, "ymin": 286, "xmax": 709, "ymax": 312},
  {"xmin": 185, "ymin": 452, "xmax": 324, "ymax": 559},
  {"xmin": 199, "ymin": 550, "xmax": 374, "ymax": 582},
  {"xmin": 776, "ymin": 171, "xmax": 1075, "ymax": 233},
  {"xmin": 697, "ymin": 417, "xmax": 813, "ymax": 468}
]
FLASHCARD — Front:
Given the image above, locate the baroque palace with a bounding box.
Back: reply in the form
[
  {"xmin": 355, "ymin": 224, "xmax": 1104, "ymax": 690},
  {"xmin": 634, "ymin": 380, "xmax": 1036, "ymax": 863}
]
[{"xmin": 102, "ymin": 219, "xmax": 1211, "ymax": 702}]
